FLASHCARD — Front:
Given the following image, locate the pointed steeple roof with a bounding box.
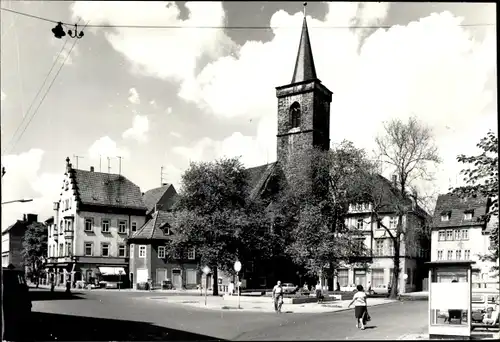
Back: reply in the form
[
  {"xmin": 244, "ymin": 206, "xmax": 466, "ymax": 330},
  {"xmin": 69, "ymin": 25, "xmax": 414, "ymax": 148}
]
[{"xmin": 291, "ymin": 16, "xmax": 317, "ymax": 84}]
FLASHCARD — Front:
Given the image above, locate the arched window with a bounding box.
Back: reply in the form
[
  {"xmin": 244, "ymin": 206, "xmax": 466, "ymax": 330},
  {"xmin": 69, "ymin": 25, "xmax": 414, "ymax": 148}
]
[{"xmin": 289, "ymin": 102, "xmax": 301, "ymax": 128}]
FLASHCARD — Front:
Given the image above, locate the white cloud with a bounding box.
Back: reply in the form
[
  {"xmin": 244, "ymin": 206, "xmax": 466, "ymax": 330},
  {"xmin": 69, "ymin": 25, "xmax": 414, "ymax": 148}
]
[
  {"xmin": 1, "ymin": 149, "xmax": 63, "ymax": 231},
  {"xmin": 170, "ymin": 131, "xmax": 182, "ymax": 138},
  {"xmin": 128, "ymin": 87, "xmax": 140, "ymax": 104},
  {"xmin": 173, "ymin": 3, "xmax": 496, "ymax": 199},
  {"xmin": 71, "ymin": 1, "xmax": 236, "ymax": 83},
  {"xmin": 166, "ymin": 107, "xmax": 172, "ymax": 114},
  {"xmin": 122, "ymin": 115, "xmax": 149, "ymax": 142},
  {"xmin": 149, "ymin": 99, "xmax": 157, "ymax": 107},
  {"xmin": 88, "ymin": 136, "xmax": 130, "ymax": 160},
  {"xmin": 1, "ymin": 90, "xmax": 5, "ymax": 102}
]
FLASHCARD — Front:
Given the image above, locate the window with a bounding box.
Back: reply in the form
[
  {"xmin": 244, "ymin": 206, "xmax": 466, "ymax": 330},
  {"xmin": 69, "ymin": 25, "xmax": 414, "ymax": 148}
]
[
  {"xmin": 337, "ymin": 269, "xmax": 349, "ymax": 287},
  {"xmin": 447, "ymin": 250, "xmax": 453, "ymax": 260},
  {"xmin": 187, "ymin": 247, "xmax": 195, "ymax": 260},
  {"xmin": 388, "ymin": 239, "xmax": 395, "ymax": 255},
  {"xmin": 461, "ymin": 229, "xmax": 469, "ymax": 240},
  {"xmin": 66, "ymin": 242, "xmax": 72, "ymax": 256},
  {"xmin": 446, "ymin": 230, "xmax": 453, "ymax": 241},
  {"xmin": 173, "ymin": 250, "xmax": 180, "ymax": 259},
  {"xmin": 139, "ymin": 245, "xmax": 146, "ymax": 258},
  {"xmin": 59, "ymin": 220, "xmax": 63, "ymax": 234},
  {"xmin": 464, "ymin": 212, "xmax": 473, "ymax": 220},
  {"xmin": 59, "ymin": 243, "xmax": 63, "ymax": 257},
  {"xmin": 389, "ymin": 216, "xmax": 398, "ymax": 229},
  {"xmin": 118, "ymin": 220, "xmax": 127, "ymax": 234},
  {"xmin": 118, "ymin": 244, "xmax": 126, "ymax": 257},
  {"xmin": 437, "ymin": 250, "xmax": 443, "ymax": 260},
  {"xmin": 357, "ymin": 219, "xmax": 364, "ymax": 230},
  {"xmin": 158, "ymin": 246, "xmax": 166, "ymax": 259},
  {"xmin": 363, "ymin": 203, "xmax": 370, "ymax": 211},
  {"xmin": 456, "ymin": 250, "xmax": 462, "ymax": 260},
  {"xmin": 186, "ymin": 269, "xmax": 197, "ymax": 284},
  {"xmin": 84, "ymin": 218, "xmax": 93, "ymax": 232},
  {"xmin": 438, "ymin": 231, "xmax": 446, "ymax": 241},
  {"xmin": 84, "ymin": 242, "xmax": 93, "ymax": 256},
  {"xmin": 454, "ymin": 229, "xmax": 461, "ymax": 240},
  {"xmin": 464, "ymin": 250, "xmax": 470, "ymax": 260},
  {"xmin": 102, "ymin": 219, "xmax": 110, "ymax": 233},
  {"xmin": 131, "ymin": 222, "xmax": 137, "ymax": 232},
  {"xmin": 101, "ymin": 243, "xmax": 110, "ymax": 257},
  {"xmin": 371, "ymin": 269, "xmax": 384, "ymax": 287},
  {"xmin": 375, "ymin": 239, "xmax": 384, "ymax": 256},
  {"xmin": 289, "ymin": 102, "xmax": 301, "ymax": 128},
  {"xmin": 441, "ymin": 214, "xmax": 450, "ymax": 222}
]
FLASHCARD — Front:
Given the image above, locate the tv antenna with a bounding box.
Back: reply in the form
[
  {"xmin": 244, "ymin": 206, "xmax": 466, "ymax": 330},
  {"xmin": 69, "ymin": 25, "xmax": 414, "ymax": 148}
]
[
  {"xmin": 99, "ymin": 155, "xmax": 102, "ymax": 172},
  {"xmin": 73, "ymin": 155, "xmax": 84, "ymax": 169},
  {"xmin": 117, "ymin": 156, "xmax": 123, "ymax": 175},
  {"xmin": 160, "ymin": 166, "xmax": 168, "ymax": 186},
  {"xmin": 107, "ymin": 157, "xmax": 111, "ymax": 174}
]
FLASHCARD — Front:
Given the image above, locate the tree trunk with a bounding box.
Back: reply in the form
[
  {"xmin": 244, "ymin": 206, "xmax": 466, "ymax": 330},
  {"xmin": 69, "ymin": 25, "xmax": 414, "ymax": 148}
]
[
  {"xmin": 212, "ymin": 267, "xmax": 219, "ymax": 296},
  {"xmin": 390, "ymin": 236, "xmax": 401, "ymax": 299}
]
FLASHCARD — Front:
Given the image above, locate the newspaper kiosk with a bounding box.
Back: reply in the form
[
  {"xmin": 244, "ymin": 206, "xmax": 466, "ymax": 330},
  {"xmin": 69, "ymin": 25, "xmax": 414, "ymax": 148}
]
[{"xmin": 426, "ymin": 260, "xmax": 475, "ymax": 340}]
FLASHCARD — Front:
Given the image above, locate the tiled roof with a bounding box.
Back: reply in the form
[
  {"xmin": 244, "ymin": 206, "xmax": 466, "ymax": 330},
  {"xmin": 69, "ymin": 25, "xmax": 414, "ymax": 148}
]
[
  {"xmin": 129, "ymin": 210, "xmax": 171, "ymax": 241},
  {"xmin": 142, "ymin": 184, "xmax": 171, "ymax": 213},
  {"xmin": 2, "ymin": 221, "xmax": 24, "ymax": 234},
  {"xmin": 72, "ymin": 169, "xmax": 146, "ymax": 210},
  {"xmin": 291, "ymin": 17, "xmax": 317, "ymax": 84},
  {"xmin": 246, "ymin": 162, "xmax": 277, "ymax": 199},
  {"xmin": 431, "ymin": 193, "xmax": 488, "ymax": 229}
]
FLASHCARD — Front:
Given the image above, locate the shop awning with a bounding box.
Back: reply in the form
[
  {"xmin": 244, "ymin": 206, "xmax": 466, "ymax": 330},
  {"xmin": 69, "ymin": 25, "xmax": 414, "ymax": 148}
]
[{"xmin": 98, "ymin": 267, "xmax": 126, "ymax": 275}]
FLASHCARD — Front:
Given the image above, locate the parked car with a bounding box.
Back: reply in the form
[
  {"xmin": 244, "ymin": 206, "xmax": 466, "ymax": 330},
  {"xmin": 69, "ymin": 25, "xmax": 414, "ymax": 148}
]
[
  {"xmin": 2, "ymin": 265, "xmax": 32, "ymax": 340},
  {"xmin": 471, "ymin": 289, "xmax": 500, "ymax": 323},
  {"xmin": 282, "ymin": 283, "xmax": 297, "ymax": 294}
]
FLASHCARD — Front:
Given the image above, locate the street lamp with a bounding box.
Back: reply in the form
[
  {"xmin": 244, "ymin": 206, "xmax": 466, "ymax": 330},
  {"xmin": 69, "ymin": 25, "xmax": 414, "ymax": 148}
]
[
  {"xmin": 1, "ymin": 199, "xmax": 33, "ymax": 205},
  {"xmin": 67, "ymin": 24, "xmax": 84, "ymax": 39}
]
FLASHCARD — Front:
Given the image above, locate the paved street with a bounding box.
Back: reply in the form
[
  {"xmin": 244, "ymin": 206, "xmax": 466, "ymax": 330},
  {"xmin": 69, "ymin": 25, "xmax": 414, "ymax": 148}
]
[{"xmin": 29, "ymin": 288, "xmax": 428, "ymax": 340}]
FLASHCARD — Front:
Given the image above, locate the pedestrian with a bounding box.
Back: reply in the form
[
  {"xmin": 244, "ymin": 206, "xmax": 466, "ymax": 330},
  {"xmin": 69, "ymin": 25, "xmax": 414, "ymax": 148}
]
[
  {"xmin": 272, "ymin": 280, "xmax": 284, "ymax": 313},
  {"xmin": 336, "ymin": 281, "xmax": 341, "ymax": 292},
  {"xmin": 348, "ymin": 285, "xmax": 369, "ymax": 330},
  {"xmin": 303, "ymin": 282, "xmax": 309, "ymax": 291},
  {"xmin": 228, "ymin": 281, "xmax": 235, "ymax": 296},
  {"xmin": 315, "ymin": 282, "xmax": 323, "ymax": 303},
  {"xmin": 367, "ymin": 281, "xmax": 372, "ymax": 295}
]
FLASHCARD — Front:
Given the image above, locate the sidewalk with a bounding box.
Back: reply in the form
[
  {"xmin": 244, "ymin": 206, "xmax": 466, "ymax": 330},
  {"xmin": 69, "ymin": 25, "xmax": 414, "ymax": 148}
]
[
  {"xmin": 34, "ymin": 284, "xmax": 201, "ymax": 295},
  {"xmin": 145, "ymin": 295, "xmax": 397, "ymax": 313}
]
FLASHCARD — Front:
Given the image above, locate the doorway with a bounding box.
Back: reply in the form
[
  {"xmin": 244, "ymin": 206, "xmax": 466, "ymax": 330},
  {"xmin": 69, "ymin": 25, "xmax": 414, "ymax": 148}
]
[
  {"xmin": 354, "ymin": 269, "xmax": 367, "ymax": 288},
  {"xmin": 172, "ymin": 269, "xmax": 182, "ymax": 289}
]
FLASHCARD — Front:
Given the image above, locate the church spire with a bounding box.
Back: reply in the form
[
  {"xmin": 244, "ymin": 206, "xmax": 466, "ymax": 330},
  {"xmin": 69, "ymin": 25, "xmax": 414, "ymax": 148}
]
[{"xmin": 291, "ymin": 4, "xmax": 317, "ymax": 84}]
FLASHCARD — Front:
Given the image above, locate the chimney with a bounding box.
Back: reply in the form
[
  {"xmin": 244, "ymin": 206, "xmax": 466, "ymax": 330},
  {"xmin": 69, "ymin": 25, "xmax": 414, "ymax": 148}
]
[
  {"xmin": 25, "ymin": 214, "xmax": 38, "ymax": 223},
  {"xmin": 53, "ymin": 202, "xmax": 59, "ymax": 211},
  {"xmin": 90, "ymin": 166, "xmax": 94, "ymax": 172},
  {"xmin": 162, "ymin": 183, "xmax": 168, "ymax": 186},
  {"xmin": 65, "ymin": 157, "xmax": 72, "ymax": 173},
  {"xmin": 23, "ymin": 214, "xmax": 27, "ymax": 221},
  {"xmin": 392, "ymin": 175, "xmax": 397, "ymax": 187}
]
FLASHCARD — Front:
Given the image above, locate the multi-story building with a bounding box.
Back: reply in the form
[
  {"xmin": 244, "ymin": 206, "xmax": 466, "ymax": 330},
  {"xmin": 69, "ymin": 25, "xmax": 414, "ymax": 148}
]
[
  {"xmin": 2, "ymin": 213, "xmax": 39, "ymax": 269},
  {"xmin": 431, "ymin": 193, "xmax": 498, "ymax": 287},
  {"xmin": 333, "ymin": 175, "xmax": 431, "ymax": 294},
  {"xmin": 45, "ymin": 157, "xmax": 147, "ymax": 286}
]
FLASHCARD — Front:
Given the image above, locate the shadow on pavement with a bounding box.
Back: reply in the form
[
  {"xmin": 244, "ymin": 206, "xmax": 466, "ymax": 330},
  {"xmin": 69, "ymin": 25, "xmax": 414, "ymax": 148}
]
[
  {"xmin": 363, "ymin": 326, "xmax": 377, "ymax": 330},
  {"xmin": 29, "ymin": 311, "xmax": 225, "ymax": 341},
  {"xmin": 30, "ymin": 290, "xmax": 85, "ymax": 301}
]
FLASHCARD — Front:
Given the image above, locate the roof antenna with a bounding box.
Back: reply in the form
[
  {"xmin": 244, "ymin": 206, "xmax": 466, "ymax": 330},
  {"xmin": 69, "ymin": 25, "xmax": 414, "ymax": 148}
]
[
  {"xmin": 99, "ymin": 155, "xmax": 102, "ymax": 172},
  {"xmin": 117, "ymin": 156, "xmax": 123, "ymax": 176},
  {"xmin": 303, "ymin": 2, "xmax": 307, "ymax": 17},
  {"xmin": 73, "ymin": 155, "xmax": 84, "ymax": 169},
  {"xmin": 107, "ymin": 157, "xmax": 111, "ymax": 174},
  {"xmin": 161, "ymin": 166, "xmax": 168, "ymax": 186}
]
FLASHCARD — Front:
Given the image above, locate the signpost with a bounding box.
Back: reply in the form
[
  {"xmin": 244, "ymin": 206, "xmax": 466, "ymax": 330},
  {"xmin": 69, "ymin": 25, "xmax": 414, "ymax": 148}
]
[
  {"xmin": 118, "ymin": 269, "xmax": 124, "ymax": 291},
  {"xmin": 202, "ymin": 266, "xmax": 211, "ymax": 306},
  {"xmin": 234, "ymin": 261, "xmax": 242, "ymax": 309}
]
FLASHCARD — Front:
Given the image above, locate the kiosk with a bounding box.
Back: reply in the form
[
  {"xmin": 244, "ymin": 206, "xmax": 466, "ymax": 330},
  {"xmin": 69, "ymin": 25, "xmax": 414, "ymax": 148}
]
[{"xmin": 426, "ymin": 260, "xmax": 475, "ymax": 340}]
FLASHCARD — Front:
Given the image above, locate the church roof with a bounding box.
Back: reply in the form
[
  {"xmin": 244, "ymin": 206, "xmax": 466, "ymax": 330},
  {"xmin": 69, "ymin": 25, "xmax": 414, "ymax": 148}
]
[
  {"xmin": 291, "ymin": 17, "xmax": 317, "ymax": 84},
  {"xmin": 246, "ymin": 162, "xmax": 277, "ymax": 199}
]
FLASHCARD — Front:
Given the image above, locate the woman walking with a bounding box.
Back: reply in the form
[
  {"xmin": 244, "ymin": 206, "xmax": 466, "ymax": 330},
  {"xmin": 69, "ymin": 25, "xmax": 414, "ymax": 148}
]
[{"xmin": 348, "ymin": 285, "xmax": 368, "ymax": 330}]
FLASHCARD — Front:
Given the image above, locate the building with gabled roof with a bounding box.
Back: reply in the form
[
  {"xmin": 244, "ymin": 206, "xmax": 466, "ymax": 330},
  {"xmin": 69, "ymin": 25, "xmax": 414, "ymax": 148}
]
[
  {"xmin": 2, "ymin": 214, "xmax": 40, "ymax": 269},
  {"xmin": 430, "ymin": 193, "xmax": 498, "ymax": 287},
  {"xmin": 142, "ymin": 183, "xmax": 178, "ymax": 216},
  {"xmin": 44, "ymin": 158, "xmax": 147, "ymax": 287}
]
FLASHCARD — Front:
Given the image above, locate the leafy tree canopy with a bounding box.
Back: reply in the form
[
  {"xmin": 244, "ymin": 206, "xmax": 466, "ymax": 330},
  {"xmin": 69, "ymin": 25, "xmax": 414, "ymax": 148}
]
[{"xmin": 22, "ymin": 221, "xmax": 48, "ymax": 277}]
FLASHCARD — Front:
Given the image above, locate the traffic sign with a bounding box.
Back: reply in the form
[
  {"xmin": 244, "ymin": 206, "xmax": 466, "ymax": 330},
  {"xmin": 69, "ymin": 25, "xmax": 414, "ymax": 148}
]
[
  {"xmin": 234, "ymin": 261, "xmax": 242, "ymax": 272},
  {"xmin": 202, "ymin": 265, "xmax": 211, "ymax": 275}
]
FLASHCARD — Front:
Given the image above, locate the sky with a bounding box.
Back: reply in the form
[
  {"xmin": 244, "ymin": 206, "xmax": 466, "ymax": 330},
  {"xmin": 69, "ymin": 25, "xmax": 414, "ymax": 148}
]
[{"xmin": 0, "ymin": 1, "xmax": 497, "ymax": 230}]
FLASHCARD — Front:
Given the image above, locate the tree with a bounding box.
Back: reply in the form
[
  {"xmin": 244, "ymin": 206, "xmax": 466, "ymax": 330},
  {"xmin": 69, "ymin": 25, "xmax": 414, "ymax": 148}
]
[
  {"xmin": 371, "ymin": 116, "xmax": 440, "ymax": 299},
  {"xmin": 452, "ymin": 130, "xmax": 498, "ymax": 276},
  {"xmin": 273, "ymin": 142, "xmax": 371, "ymax": 282},
  {"xmin": 21, "ymin": 222, "xmax": 48, "ymax": 286},
  {"xmin": 167, "ymin": 157, "xmax": 271, "ymax": 295}
]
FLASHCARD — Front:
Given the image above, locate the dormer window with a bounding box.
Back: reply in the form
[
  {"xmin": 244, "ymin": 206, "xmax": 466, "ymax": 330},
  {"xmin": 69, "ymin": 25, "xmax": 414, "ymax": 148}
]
[
  {"xmin": 464, "ymin": 210, "xmax": 473, "ymax": 221},
  {"xmin": 441, "ymin": 211, "xmax": 451, "ymax": 222},
  {"xmin": 289, "ymin": 102, "xmax": 301, "ymax": 128}
]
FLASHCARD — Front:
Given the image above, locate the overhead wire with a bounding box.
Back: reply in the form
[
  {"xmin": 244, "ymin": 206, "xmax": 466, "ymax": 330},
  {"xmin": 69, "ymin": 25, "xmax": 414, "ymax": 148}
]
[
  {"xmin": 0, "ymin": 7, "xmax": 496, "ymax": 30},
  {"xmin": 4, "ymin": 21, "xmax": 90, "ymax": 155},
  {"xmin": 2, "ymin": 38, "xmax": 70, "ymax": 155}
]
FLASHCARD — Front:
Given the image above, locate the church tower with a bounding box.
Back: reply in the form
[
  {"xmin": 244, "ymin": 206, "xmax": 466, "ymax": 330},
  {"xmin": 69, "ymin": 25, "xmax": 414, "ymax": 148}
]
[{"xmin": 275, "ymin": 14, "xmax": 333, "ymax": 169}]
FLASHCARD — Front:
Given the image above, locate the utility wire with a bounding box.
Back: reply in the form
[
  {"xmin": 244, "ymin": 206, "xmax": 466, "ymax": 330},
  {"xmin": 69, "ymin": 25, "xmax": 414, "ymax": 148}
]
[
  {"xmin": 5, "ymin": 21, "xmax": 90, "ymax": 155},
  {"xmin": 0, "ymin": 7, "xmax": 496, "ymax": 29},
  {"xmin": 2, "ymin": 38, "xmax": 70, "ymax": 155}
]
